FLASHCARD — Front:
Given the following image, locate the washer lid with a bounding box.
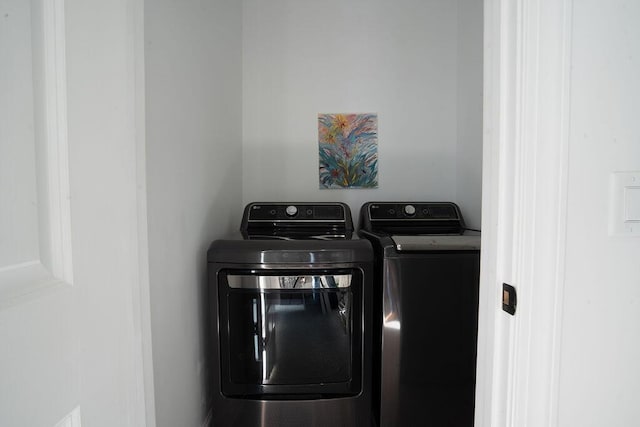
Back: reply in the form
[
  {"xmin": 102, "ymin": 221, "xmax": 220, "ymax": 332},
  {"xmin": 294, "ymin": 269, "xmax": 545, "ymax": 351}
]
[{"xmin": 392, "ymin": 235, "xmax": 481, "ymax": 251}]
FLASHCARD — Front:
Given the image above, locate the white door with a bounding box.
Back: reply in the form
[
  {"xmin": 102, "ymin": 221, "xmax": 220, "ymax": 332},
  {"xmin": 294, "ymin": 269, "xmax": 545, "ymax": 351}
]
[
  {"xmin": 0, "ymin": 1, "xmax": 153, "ymax": 426},
  {"xmin": 476, "ymin": 0, "xmax": 574, "ymax": 426}
]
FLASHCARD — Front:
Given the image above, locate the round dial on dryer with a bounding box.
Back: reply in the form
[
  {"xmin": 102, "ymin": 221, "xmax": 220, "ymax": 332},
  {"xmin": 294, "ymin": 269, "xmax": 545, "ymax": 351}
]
[
  {"xmin": 404, "ymin": 204, "xmax": 416, "ymax": 216},
  {"xmin": 285, "ymin": 205, "xmax": 298, "ymax": 216}
]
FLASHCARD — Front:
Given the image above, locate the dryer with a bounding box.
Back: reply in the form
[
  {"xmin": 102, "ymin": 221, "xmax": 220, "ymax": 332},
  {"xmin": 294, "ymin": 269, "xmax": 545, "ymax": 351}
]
[{"xmin": 207, "ymin": 202, "xmax": 374, "ymax": 427}]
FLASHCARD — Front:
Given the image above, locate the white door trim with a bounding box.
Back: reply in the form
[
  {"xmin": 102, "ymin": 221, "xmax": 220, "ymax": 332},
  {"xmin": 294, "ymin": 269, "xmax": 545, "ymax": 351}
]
[
  {"xmin": 132, "ymin": 0, "xmax": 157, "ymax": 424},
  {"xmin": 39, "ymin": 0, "xmax": 73, "ymax": 283},
  {"xmin": 476, "ymin": 0, "xmax": 573, "ymax": 426}
]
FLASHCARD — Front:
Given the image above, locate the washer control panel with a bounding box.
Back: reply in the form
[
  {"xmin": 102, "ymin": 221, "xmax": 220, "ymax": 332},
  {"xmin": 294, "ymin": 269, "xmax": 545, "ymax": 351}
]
[
  {"xmin": 368, "ymin": 203, "xmax": 460, "ymax": 220},
  {"xmin": 360, "ymin": 202, "xmax": 466, "ymax": 235}
]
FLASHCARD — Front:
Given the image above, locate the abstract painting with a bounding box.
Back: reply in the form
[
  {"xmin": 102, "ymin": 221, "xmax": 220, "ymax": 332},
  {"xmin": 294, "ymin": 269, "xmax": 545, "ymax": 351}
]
[{"xmin": 318, "ymin": 113, "xmax": 378, "ymax": 189}]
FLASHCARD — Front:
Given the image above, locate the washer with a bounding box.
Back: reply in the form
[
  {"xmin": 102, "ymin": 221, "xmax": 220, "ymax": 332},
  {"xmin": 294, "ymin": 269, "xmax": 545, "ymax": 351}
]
[
  {"xmin": 358, "ymin": 202, "xmax": 481, "ymax": 427},
  {"xmin": 207, "ymin": 202, "xmax": 374, "ymax": 427}
]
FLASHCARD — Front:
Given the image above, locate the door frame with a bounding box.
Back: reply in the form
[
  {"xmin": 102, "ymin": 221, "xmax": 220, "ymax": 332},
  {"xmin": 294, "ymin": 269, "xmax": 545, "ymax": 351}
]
[
  {"xmin": 132, "ymin": 0, "xmax": 157, "ymax": 424},
  {"xmin": 476, "ymin": 0, "xmax": 574, "ymax": 426}
]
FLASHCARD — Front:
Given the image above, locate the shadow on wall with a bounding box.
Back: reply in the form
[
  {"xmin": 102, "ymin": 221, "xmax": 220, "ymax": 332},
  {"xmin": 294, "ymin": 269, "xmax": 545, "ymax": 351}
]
[{"xmin": 198, "ymin": 163, "xmax": 243, "ymax": 424}]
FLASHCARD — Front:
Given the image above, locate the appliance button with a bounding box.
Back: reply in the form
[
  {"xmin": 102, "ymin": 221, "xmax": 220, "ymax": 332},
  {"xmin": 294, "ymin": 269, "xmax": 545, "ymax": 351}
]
[
  {"xmin": 404, "ymin": 204, "xmax": 416, "ymax": 216},
  {"xmin": 285, "ymin": 205, "xmax": 298, "ymax": 216}
]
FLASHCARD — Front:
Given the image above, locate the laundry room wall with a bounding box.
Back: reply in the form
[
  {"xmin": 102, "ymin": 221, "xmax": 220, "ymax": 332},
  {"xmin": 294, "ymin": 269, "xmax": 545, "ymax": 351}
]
[
  {"xmin": 455, "ymin": 0, "xmax": 484, "ymax": 230},
  {"xmin": 144, "ymin": 1, "xmax": 242, "ymax": 426},
  {"xmin": 242, "ymin": 0, "xmax": 483, "ymax": 227}
]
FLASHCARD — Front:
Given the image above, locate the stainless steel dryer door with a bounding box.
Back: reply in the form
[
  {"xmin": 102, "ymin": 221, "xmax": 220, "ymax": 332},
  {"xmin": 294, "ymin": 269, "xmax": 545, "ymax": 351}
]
[{"xmin": 218, "ymin": 269, "xmax": 364, "ymax": 398}]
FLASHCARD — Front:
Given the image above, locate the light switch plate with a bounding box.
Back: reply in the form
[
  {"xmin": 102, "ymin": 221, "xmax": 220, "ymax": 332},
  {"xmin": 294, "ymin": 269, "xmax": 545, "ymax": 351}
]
[{"xmin": 610, "ymin": 171, "xmax": 640, "ymax": 236}]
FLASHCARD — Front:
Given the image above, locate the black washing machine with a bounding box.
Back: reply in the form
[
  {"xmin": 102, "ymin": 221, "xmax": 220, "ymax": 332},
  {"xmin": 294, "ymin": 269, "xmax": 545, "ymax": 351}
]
[
  {"xmin": 358, "ymin": 202, "xmax": 481, "ymax": 427},
  {"xmin": 207, "ymin": 202, "xmax": 374, "ymax": 427}
]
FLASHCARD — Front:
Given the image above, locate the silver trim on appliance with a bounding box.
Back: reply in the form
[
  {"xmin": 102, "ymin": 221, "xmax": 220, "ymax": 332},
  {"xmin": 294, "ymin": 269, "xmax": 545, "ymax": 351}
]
[
  {"xmin": 227, "ymin": 274, "xmax": 352, "ymax": 289},
  {"xmin": 246, "ymin": 219, "xmax": 347, "ymax": 223},
  {"xmin": 392, "ymin": 235, "xmax": 481, "ymax": 251},
  {"xmin": 310, "ymin": 234, "xmax": 347, "ymax": 240},
  {"xmin": 245, "ymin": 234, "xmax": 347, "ymax": 240}
]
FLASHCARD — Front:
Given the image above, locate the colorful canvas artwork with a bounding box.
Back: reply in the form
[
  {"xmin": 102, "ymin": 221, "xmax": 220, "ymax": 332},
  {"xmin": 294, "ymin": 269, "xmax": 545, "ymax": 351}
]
[{"xmin": 318, "ymin": 113, "xmax": 378, "ymax": 189}]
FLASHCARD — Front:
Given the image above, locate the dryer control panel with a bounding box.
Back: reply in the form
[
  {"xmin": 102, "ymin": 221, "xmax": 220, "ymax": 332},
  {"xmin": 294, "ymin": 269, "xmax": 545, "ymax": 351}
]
[
  {"xmin": 241, "ymin": 202, "xmax": 354, "ymax": 239},
  {"xmin": 246, "ymin": 203, "xmax": 346, "ymax": 221}
]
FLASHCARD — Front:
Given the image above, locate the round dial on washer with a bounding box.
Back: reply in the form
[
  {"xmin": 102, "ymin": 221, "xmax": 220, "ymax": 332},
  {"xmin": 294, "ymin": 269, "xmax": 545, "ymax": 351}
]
[
  {"xmin": 404, "ymin": 204, "xmax": 416, "ymax": 216},
  {"xmin": 285, "ymin": 205, "xmax": 298, "ymax": 216}
]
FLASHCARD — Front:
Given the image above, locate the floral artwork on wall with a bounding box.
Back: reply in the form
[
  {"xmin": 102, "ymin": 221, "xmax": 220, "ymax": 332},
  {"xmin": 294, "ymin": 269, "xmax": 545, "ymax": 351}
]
[{"xmin": 318, "ymin": 113, "xmax": 378, "ymax": 189}]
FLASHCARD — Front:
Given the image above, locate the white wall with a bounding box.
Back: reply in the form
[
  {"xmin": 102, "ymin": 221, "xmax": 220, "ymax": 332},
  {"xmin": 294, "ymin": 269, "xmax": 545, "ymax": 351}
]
[
  {"xmin": 455, "ymin": 0, "xmax": 483, "ymax": 230},
  {"xmin": 558, "ymin": 1, "xmax": 640, "ymax": 425},
  {"xmin": 243, "ymin": 0, "xmax": 482, "ymax": 225},
  {"xmin": 144, "ymin": 1, "xmax": 243, "ymax": 426}
]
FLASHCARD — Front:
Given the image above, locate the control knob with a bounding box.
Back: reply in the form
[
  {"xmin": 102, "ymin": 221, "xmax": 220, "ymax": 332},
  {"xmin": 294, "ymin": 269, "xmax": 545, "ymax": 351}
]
[
  {"xmin": 404, "ymin": 204, "xmax": 416, "ymax": 216},
  {"xmin": 285, "ymin": 205, "xmax": 298, "ymax": 216}
]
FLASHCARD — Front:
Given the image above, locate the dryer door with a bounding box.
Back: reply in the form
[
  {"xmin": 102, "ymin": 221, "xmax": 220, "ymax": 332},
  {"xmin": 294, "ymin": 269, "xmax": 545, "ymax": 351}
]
[{"xmin": 218, "ymin": 269, "xmax": 363, "ymax": 398}]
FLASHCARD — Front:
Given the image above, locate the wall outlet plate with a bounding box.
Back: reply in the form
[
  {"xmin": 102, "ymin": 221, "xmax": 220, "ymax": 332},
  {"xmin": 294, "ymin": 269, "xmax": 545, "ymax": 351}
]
[{"xmin": 609, "ymin": 171, "xmax": 640, "ymax": 236}]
